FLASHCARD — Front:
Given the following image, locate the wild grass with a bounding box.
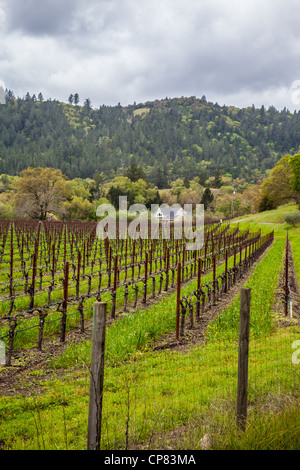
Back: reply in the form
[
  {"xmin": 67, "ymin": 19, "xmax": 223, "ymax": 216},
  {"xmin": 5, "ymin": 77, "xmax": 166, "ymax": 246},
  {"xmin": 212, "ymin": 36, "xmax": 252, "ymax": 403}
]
[
  {"xmin": 1, "ymin": 210, "xmax": 300, "ymax": 450},
  {"xmin": 1, "ymin": 228, "xmax": 299, "ymax": 450}
]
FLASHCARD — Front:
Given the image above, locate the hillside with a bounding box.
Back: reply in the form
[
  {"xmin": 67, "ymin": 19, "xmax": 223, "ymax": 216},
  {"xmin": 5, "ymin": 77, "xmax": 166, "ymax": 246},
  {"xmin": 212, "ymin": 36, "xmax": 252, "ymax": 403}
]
[{"xmin": 1, "ymin": 93, "xmax": 300, "ymax": 186}]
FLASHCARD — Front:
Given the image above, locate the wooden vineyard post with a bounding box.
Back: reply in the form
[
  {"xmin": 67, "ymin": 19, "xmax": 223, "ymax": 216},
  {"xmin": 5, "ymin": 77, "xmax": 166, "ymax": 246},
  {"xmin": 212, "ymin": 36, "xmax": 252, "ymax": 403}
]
[
  {"xmin": 29, "ymin": 239, "xmax": 38, "ymax": 310},
  {"xmin": 83, "ymin": 242, "xmax": 86, "ymax": 276},
  {"xmin": 234, "ymin": 247, "xmax": 237, "ymax": 283},
  {"xmin": 76, "ymin": 251, "xmax": 81, "ymax": 299},
  {"xmin": 237, "ymin": 288, "xmax": 251, "ymax": 431},
  {"xmin": 213, "ymin": 254, "xmax": 216, "ymax": 304},
  {"xmin": 285, "ymin": 234, "xmax": 289, "ymax": 316},
  {"xmin": 111, "ymin": 256, "xmax": 118, "ymax": 318},
  {"xmin": 149, "ymin": 243, "xmax": 153, "ymax": 275},
  {"xmin": 197, "ymin": 258, "xmax": 202, "ymax": 291},
  {"xmin": 182, "ymin": 245, "xmax": 185, "ymax": 282},
  {"xmin": 107, "ymin": 246, "xmax": 112, "ymax": 288},
  {"xmin": 9, "ymin": 225, "xmax": 13, "ymax": 296},
  {"xmin": 164, "ymin": 248, "xmax": 169, "ymax": 292},
  {"xmin": 132, "ymin": 241, "xmax": 135, "ymax": 280},
  {"xmin": 87, "ymin": 302, "xmax": 107, "ymax": 451},
  {"xmin": 225, "ymin": 249, "xmax": 228, "ymax": 293},
  {"xmin": 143, "ymin": 252, "xmax": 148, "ymax": 304},
  {"xmin": 52, "ymin": 243, "xmax": 56, "ymax": 279},
  {"xmin": 5, "ymin": 319, "xmax": 17, "ymax": 367},
  {"xmin": 176, "ymin": 262, "xmax": 181, "ymax": 341},
  {"xmin": 60, "ymin": 262, "xmax": 69, "ymax": 343},
  {"xmin": 196, "ymin": 258, "xmax": 202, "ymax": 320}
]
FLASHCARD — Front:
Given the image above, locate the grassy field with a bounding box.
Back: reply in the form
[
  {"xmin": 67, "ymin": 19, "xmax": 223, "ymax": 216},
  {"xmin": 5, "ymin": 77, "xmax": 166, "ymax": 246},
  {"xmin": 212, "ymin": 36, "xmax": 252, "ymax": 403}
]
[{"xmin": 0, "ymin": 204, "xmax": 300, "ymax": 450}]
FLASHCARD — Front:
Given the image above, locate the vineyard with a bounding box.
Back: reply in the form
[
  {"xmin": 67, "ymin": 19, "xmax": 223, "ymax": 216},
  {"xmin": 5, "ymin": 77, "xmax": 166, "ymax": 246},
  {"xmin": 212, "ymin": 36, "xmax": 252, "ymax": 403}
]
[
  {"xmin": 0, "ymin": 208, "xmax": 300, "ymax": 450},
  {"xmin": 0, "ymin": 219, "xmax": 272, "ymax": 358}
]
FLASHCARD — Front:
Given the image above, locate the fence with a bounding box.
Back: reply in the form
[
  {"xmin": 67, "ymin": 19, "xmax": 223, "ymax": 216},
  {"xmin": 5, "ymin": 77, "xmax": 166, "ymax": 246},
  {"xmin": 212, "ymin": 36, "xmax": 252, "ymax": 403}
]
[
  {"xmin": 1, "ymin": 220, "xmax": 299, "ymax": 450},
  {"xmin": 0, "ymin": 220, "xmax": 263, "ymax": 364},
  {"xmin": 176, "ymin": 230, "xmax": 274, "ymax": 339}
]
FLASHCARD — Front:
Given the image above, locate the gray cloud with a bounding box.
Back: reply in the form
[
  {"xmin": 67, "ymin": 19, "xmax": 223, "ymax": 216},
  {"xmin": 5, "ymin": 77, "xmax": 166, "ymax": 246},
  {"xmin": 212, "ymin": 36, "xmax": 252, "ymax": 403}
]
[
  {"xmin": 5, "ymin": 0, "xmax": 80, "ymax": 35},
  {"xmin": 0, "ymin": 0, "xmax": 300, "ymax": 109}
]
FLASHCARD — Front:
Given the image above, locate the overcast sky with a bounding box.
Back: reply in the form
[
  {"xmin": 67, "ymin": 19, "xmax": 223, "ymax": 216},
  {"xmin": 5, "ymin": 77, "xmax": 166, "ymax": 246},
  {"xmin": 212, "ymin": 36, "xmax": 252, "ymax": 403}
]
[{"xmin": 1, "ymin": 0, "xmax": 300, "ymax": 110}]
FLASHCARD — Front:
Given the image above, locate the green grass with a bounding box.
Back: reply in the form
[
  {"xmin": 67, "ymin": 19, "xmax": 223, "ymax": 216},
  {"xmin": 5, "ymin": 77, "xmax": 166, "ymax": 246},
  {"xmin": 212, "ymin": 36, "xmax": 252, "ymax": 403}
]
[
  {"xmin": 51, "ymin": 249, "xmax": 239, "ymax": 369},
  {"xmin": 234, "ymin": 203, "xmax": 298, "ymax": 224},
  {"xmin": 207, "ymin": 237, "xmax": 285, "ymax": 342},
  {"xmin": 1, "ymin": 224, "xmax": 299, "ymax": 450},
  {"xmin": 1, "ymin": 208, "xmax": 300, "ymax": 450}
]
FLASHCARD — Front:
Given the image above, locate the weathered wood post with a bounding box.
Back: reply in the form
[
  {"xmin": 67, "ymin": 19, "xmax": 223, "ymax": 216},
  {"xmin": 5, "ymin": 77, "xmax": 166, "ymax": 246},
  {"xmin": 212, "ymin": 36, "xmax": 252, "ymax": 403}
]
[
  {"xmin": 237, "ymin": 288, "xmax": 251, "ymax": 431},
  {"xmin": 60, "ymin": 262, "xmax": 69, "ymax": 343},
  {"xmin": 76, "ymin": 251, "xmax": 81, "ymax": 299},
  {"xmin": 111, "ymin": 256, "xmax": 118, "ymax": 318},
  {"xmin": 225, "ymin": 249, "xmax": 228, "ymax": 293},
  {"xmin": 176, "ymin": 262, "xmax": 181, "ymax": 341},
  {"xmin": 143, "ymin": 252, "xmax": 148, "ymax": 303},
  {"xmin": 87, "ymin": 302, "xmax": 107, "ymax": 451},
  {"xmin": 285, "ymin": 234, "xmax": 289, "ymax": 316}
]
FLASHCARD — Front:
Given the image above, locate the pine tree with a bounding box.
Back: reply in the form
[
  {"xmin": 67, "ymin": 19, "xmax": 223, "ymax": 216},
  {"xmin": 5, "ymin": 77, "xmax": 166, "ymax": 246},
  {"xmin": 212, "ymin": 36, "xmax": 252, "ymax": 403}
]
[
  {"xmin": 201, "ymin": 187, "xmax": 214, "ymax": 210},
  {"xmin": 74, "ymin": 93, "xmax": 79, "ymax": 106}
]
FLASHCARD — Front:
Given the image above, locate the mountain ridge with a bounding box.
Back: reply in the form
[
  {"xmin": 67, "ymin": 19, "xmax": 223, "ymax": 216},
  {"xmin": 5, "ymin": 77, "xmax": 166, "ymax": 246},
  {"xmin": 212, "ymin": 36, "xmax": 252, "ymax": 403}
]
[{"xmin": 0, "ymin": 92, "xmax": 299, "ymax": 186}]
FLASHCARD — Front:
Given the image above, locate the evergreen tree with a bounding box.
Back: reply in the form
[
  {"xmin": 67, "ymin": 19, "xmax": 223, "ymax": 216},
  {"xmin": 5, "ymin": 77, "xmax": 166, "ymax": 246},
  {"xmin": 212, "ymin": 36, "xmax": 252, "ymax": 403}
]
[
  {"xmin": 125, "ymin": 163, "xmax": 146, "ymax": 182},
  {"xmin": 201, "ymin": 187, "xmax": 214, "ymax": 210}
]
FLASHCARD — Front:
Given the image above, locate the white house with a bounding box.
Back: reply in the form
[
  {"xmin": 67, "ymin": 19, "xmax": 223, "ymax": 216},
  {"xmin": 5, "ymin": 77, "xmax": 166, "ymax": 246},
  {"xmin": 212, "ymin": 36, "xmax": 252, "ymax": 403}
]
[{"xmin": 154, "ymin": 205, "xmax": 192, "ymax": 221}]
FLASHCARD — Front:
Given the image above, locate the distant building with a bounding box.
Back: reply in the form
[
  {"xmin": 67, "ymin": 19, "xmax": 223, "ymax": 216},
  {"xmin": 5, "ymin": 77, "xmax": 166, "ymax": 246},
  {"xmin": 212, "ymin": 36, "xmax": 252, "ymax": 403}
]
[{"xmin": 154, "ymin": 205, "xmax": 192, "ymax": 221}]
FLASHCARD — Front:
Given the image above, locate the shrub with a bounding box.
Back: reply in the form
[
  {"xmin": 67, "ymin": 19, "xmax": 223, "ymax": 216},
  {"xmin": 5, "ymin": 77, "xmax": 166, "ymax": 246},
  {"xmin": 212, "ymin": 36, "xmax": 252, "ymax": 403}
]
[{"xmin": 285, "ymin": 211, "xmax": 300, "ymax": 226}]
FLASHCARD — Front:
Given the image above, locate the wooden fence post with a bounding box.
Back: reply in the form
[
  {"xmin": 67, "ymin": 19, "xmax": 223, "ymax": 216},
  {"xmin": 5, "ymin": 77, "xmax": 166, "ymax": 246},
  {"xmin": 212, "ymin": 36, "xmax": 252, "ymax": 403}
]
[
  {"xmin": 176, "ymin": 262, "xmax": 181, "ymax": 341},
  {"xmin": 76, "ymin": 251, "xmax": 81, "ymax": 299},
  {"xmin": 87, "ymin": 302, "xmax": 107, "ymax": 450},
  {"xmin": 60, "ymin": 262, "xmax": 69, "ymax": 343},
  {"xmin": 237, "ymin": 288, "xmax": 251, "ymax": 431},
  {"xmin": 225, "ymin": 249, "xmax": 228, "ymax": 293},
  {"xmin": 143, "ymin": 252, "xmax": 148, "ymax": 303},
  {"xmin": 285, "ymin": 234, "xmax": 289, "ymax": 316},
  {"xmin": 111, "ymin": 256, "xmax": 118, "ymax": 318}
]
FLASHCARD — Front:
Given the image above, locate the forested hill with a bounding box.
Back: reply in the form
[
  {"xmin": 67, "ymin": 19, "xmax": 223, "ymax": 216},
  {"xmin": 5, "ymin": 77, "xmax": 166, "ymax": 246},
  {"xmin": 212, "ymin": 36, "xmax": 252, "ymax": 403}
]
[{"xmin": 1, "ymin": 93, "xmax": 300, "ymax": 187}]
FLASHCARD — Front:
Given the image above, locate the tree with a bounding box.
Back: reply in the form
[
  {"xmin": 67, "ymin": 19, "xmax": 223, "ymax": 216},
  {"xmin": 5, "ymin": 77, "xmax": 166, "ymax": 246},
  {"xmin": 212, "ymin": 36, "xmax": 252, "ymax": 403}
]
[
  {"xmin": 84, "ymin": 98, "xmax": 92, "ymax": 110},
  {"xmin": 290, "ymin": 153, "xmax": 300, "ymax": 206},
  {"xmin": 183, "ymin": 176, "xmax": 190, "ymax": 188},
  {"xmin": 74, "ymin": 93, "xmax": 79, "ymax": 106},
  {"xmin": 258, "ymin": 154, "xmax": 298, "ymax": 211},
  {"xmin": 13, "ymin": 167, "xmax": 67, "ymax": 220},
  {"xmin": 201, "ymin": 187, "xmax": 214, "ymax": 210},
  {"xmin": 125, "ymin": 163, "xmax": 146, "ymax": 182},
  {"xmin": 107, "ymin": 177, "xmax": 134, "ymax": 207},
  {"xmin": 5, "ymin": 89, "xmax": 15, "ymax": 102},
  {"xmin": 213, "ymin": 166, "xmax": 222, "ymax": 188},
  {"xmin": 68, "ymin": 94, "xmax": 74, "ymax": 105},
  {"xmin": 63, "ymin": 196, "xmax": 93, "ymax": 221},
  {"xmin": 170, "ymin": 178, "xmax": 185, "ymax": 198},
  {"xmin": 258, "ymin": 193, "xmax": 276, "ymax": 212}
]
